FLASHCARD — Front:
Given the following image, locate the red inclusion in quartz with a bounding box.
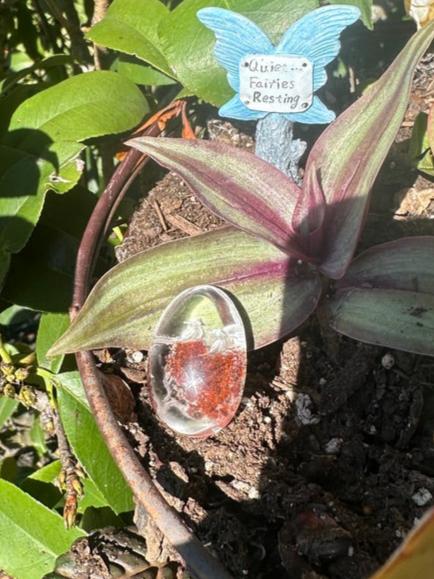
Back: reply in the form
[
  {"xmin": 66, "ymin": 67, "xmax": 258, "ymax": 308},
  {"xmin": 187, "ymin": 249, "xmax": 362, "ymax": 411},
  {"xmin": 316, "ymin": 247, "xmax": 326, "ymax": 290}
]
[{"xmin": 164, "ymin": 339, "xmax": 246, "ymax": 432}]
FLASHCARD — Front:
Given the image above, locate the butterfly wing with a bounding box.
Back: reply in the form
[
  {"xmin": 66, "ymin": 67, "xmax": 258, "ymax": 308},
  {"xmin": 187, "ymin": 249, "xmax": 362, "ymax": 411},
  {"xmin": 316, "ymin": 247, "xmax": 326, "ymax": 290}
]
[
  {"xmin": 197, "ymin": 8, "xmax": 274, "ymax": 92},
  {"xmin": 276, "ymin": 6, "xmax": 360, "ymax": 90},
  {"xmin": 284, "ymin": 96, "xmax": 336, "ymax": 125}
]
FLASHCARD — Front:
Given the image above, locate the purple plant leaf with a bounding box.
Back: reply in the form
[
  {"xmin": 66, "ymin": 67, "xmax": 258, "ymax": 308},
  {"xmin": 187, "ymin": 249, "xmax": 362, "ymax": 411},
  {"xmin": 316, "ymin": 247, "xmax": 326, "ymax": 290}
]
[
  {"xmin": 327, "ymin": 287, "xmax": 434, "ymax": 357},
  {"xmin": 126, "ymin": 137, "xmax": 312, "ymax": 261},
  {"xmin": 49, "ymin": 227, "xmax": 322, "ymax": 355},
  {"xmin": 338, "ymin": 236, "xmax": 434, "ymax": 293},
  {"xmin": 291, "ymin": 166, "xmax": 326, "ymax": 258},
  {"xmin": 304, "ymin": 21, "xmax": 434, "ymax": 279},
  {"xmin": 326, "ymin": 236, "xmax": 434, "ymax": 357}
]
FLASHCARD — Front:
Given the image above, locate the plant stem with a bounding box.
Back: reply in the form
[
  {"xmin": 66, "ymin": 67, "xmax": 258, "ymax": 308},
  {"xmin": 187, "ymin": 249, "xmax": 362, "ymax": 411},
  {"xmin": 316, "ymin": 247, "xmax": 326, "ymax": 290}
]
[
  {"xmin": 255, "ymin": 113, "xmax": 306, "ymax": 184},
  {"xmin": 91, "ymin": 0, "xmax": 113, "ymax": 184},
  {"xmin": 52, "ymin": 409, "xmax": 83, "ymax": 528},
  {"xmin": 92, "ymin": 0, "xmax": 109, "ymax": 70}
]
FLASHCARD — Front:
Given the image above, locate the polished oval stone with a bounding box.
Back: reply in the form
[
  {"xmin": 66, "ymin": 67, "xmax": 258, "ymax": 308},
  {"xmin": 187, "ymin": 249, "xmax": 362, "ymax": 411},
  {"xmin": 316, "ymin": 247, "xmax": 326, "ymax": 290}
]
[{"xmin": 148, "ymin": 285, "xmax": 247, "ymax": 438}]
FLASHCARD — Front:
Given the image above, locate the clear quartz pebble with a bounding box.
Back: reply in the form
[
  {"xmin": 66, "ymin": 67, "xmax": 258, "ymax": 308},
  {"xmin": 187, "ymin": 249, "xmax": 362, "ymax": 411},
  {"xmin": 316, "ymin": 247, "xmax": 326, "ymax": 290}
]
[{"xmin": 148, "ymin": 285, "xmax": 247, "ymax": 438}]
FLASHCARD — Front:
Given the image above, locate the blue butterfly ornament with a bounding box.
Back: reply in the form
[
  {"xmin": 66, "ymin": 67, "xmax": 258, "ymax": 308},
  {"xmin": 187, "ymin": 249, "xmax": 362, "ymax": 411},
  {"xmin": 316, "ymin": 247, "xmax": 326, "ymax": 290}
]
[{"xmin": 197, "ymin": 5, "xmax": 360, "ymax": 124}]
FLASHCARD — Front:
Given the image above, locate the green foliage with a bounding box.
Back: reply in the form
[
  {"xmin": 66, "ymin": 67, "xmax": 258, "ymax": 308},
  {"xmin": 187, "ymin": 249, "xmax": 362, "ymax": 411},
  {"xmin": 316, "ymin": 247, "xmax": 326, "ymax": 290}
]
[
  {"xmin": 329, "ymin": 0, "xmax": 373, "ymax": 29},
  {"xmin": 87, "ymin": 0, "xmax": 376, "ymax": 106},
  {"xmin": 2, "ymin": 187, "xmax": 98, "ymax": 311},
  {"xmin": 159, "ymin": 0, "xmax": 320, "ymax": 105},
  {"xmin": 113, "ymin": 55, "xmax": 177, "ymax": 86},
  {"xmin": 9, "ymin": 70, "xmax": 148, "ymax": 142},
  {"xmin": 87, "ymin": 0, "xmax": 174, "ymax": 76},
  {"xmin": 0, "ymin": 396, "xmax": 18, "ymax": 427},
  {"xmin": 21, "ymin": 462, "xmax": 63, "ymax": 508},
  {"xmin": 36, "ymin": 312, "xmax": 70, "ymax": 373},
  {"xmin": 329, "ymin": 287, "xmax": 434, "ymax": 356},
  {"xmin": 57, "ymin": 372, "xmax": 134, "ymax": 514},
  {"xmin": 0, "ymin": 479, "xmax": 84, "ymax": 579},
  {"xmin": 0, "ymin": 71, "xmax": 148, "ymax": 291},
  {"xmin": 409, "ymin": 112, "xmax": 434, "ymax": 177},
  {"xmin": 0, "ymin": 2, "xmax": 151, "ymax": 566}
]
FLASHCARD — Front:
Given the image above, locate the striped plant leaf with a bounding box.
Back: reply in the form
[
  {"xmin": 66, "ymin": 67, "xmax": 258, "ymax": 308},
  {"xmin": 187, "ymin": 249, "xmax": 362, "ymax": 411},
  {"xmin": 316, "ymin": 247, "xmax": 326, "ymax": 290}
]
[
  {"xmin": 327, "ymin": 237, "xmax": 434, "ymax": 357},
  {"xmin": 327, "ymin": 287, "xmax": 434, "ymax": 357},
  {"xmin": 49, "ymin": 227, "xmax": 322, "ymax": 355},
  {"xmin": 126, "ymin": 137, "xmax": 307, "ymax": 259},
  {"xmin": 305, "ymin": 21, "xmax": 434, "ymax": 279}
]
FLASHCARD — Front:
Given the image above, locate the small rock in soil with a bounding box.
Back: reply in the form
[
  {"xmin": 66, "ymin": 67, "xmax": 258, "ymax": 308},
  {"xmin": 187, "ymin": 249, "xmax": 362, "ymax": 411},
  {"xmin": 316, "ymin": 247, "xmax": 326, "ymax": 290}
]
[{"xmin": 412, "ymin": 487, "xmax": 433, "ymax": 507}]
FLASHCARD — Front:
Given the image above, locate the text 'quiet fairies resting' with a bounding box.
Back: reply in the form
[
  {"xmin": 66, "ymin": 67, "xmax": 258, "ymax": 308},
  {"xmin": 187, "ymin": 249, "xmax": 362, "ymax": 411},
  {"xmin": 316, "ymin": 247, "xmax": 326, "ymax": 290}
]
[{"xmin": 239, "ymin": 54, "xmax": 314, "ymax": 113}]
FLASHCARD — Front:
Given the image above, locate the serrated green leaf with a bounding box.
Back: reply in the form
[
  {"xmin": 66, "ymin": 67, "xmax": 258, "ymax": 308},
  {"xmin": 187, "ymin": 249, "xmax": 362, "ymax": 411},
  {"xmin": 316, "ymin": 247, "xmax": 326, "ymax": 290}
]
[
  {"xmin": 57, "ymin": 372, "xmax": 134, "ymax": 514},
  {"xmin": 0, "ymin": 479, "xmax": 84, "ymax": 579},
  {"xmin": 37, "ymin": 313, "xmax": 70, "ymax": 373},
  {"xmin": 159, "ymin": 0, "xmax": 319, "ymax": 106},
  {"xmin": 49, "ymin": 227, "xmax": 322, "ymax": 355},
  {"xmin": 87, "ymin": 0, "xmax": 173, "ymax": 77}
]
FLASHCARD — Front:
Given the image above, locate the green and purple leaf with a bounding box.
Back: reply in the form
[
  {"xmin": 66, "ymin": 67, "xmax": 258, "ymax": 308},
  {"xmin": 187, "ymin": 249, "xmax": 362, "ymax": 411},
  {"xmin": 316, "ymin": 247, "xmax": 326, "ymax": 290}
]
[
  {"xmin": 126, "ymin": 137, "xmax": 309, "ymax": 260},
  {"xmin": 327, "ymin": 237, "xmax": 434, "ymax": 356},
  {"xmin": 327, "ymin": 288, "xmax": 434, "ymax": 357},
  {"xmin": 337, "ymin": 237, "xmax": 434, "ymax": 293},
  {"xmin": 49, "ymin": 227, "xmax": 322, "ymax": 356},
  {"xmin": 305, "ymin": 21, "xmax": 434, "ymax": 279},
  {"xmin": 291, "ymin": 167, "xmax": 326, "ymax": 258}
]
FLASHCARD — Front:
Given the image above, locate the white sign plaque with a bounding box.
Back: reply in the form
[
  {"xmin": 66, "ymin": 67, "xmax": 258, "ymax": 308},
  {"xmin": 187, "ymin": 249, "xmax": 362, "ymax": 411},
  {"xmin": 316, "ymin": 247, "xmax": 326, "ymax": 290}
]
[{"xmin": 239, "ymin": 54, "xmax": 313, "ymax": 114}]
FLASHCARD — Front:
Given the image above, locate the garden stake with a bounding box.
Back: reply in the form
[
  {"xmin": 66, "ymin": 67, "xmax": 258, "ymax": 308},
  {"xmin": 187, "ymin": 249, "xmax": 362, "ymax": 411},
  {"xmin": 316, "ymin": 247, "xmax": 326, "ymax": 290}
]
[{"xmin": 198, "ymin": 5, "xmax": 361, "ymax": 179}]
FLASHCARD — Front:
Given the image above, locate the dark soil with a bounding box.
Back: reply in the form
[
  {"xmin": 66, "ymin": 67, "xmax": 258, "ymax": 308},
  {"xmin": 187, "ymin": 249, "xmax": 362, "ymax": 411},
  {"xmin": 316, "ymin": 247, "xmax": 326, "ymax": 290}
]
[{"xmin": 102, "ymin": 54, "xmax": 434, "ymax": 579}]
